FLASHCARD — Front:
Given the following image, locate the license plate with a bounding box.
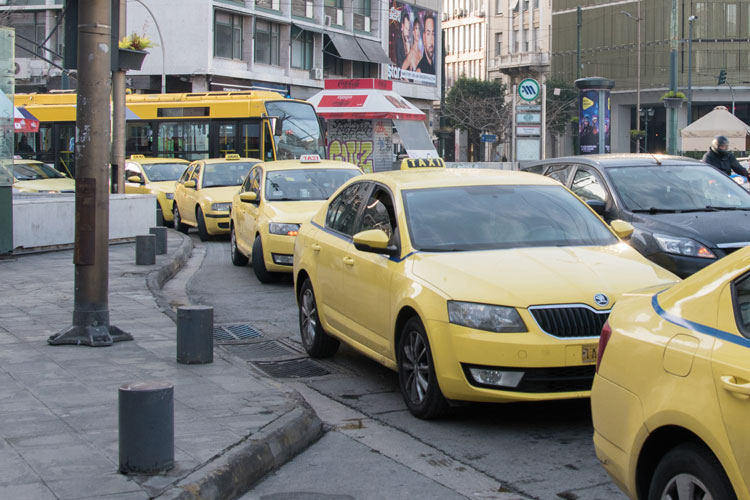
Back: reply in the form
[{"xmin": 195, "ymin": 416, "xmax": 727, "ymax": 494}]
[{"xmin": 582, "ymin": 345, "xmax": 598, "ymax": 364}]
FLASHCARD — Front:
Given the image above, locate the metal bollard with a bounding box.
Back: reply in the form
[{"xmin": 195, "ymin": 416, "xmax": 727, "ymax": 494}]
[
  {"xmin": 135, "ymin": 234, "xmax": 156, "ymax": 265},
  {"xmin": 156, "ymin": 207, "xmax": 164, "ymax": 227},
  {"xmin": 149, "ymin": 226, "xmax": 167, "ymax": 255},
  {"xmin": 119, "ymin": 381, "xmax": 174, "ymax": 474},
  {"xmin": 176, "ymin": 306, "xmax": 214, "ymax": 364}
]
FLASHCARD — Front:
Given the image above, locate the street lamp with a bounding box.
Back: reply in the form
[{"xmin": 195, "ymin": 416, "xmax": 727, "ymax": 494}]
[
  {"xmin": 621, "ymin": 3, "xmax": 641, "ymax": 153},
  {"xmin": 640, "ymin": 107, "xmax": 654, "ymax": 153},
  {"xmin": 687, "ymin": 15, "xmax": 697, "ymax": 124}
]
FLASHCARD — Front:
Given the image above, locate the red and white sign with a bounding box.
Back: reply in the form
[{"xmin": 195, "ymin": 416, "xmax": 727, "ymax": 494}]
[
  {"xmin": 324, "ymin": 79, "xmax": 392, "ymax": 91},
  {"xmin": 319, "ymin": 95, "xmax": 368, "ymax": 108},
  {"xmin": 309, "ymin": 80, "xmax": 425, "ymax": 121},
  {"xmin": 299, "ymin": 154, "xmax": 322, "ymax": 163},
  {"xmin": 14, "ymin": 106, "xmax": 39, "ymax": 133}
]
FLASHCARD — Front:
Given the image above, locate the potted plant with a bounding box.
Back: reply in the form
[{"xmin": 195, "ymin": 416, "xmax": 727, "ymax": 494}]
[
  {"xmin": 661, "ymin": 90, "xmax": 686, "ymax": 109},
  {"xmin": 630, "ymin": 129, "xmax": 646, "ymax": 141},
  {"xmin": 117, "ymin": 32, "xmax": 153, "ymax": 71}
]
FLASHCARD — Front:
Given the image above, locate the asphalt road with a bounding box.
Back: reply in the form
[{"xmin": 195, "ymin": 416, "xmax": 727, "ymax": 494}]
[{"xmin": 178, "ymin": 236, "xmax": 626, "ymax": 500}]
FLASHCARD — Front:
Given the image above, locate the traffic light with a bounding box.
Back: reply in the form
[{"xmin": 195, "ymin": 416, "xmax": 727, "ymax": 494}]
[{"xmin": 718, "ymin": 69, "xmax": 727, "ymax": 85}]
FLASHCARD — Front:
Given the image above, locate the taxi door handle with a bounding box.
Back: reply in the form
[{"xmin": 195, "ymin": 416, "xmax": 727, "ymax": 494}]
[
  {"xmin": 343, "ymin": 257, "xmax": 355, "ymax": 266},
  {"xmin": 720, "ymin": 376, "xmax": 750, "ymax": 399},
  {"xmin": 311, "ymin": 244, "xmax": 321, "ymax": 253}
]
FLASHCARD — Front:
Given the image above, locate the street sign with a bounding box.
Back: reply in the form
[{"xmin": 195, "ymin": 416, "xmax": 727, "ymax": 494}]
[
  {"xmin": 480, "ymin": 134, "xmax": 498, "ymax": 143},
  {"xmin": 517, "ymin": 105, "xmax": 541, "ymax": 111},
  {"xmin": 517, "ymin": 126, "xmax": 541, "ymax": 136},
  {"xmin": 518, "ymin": 78, "xmax": 541, "ymax": 102},
  {"xmin": 516, "ymin": 113, "xmax": 541, "ymax": 124}
]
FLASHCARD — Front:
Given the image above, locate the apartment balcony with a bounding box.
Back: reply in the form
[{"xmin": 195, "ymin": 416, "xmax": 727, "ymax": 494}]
[{"xmin": 489, "ymin": 51, "xmax": 549, "ymax": 74}]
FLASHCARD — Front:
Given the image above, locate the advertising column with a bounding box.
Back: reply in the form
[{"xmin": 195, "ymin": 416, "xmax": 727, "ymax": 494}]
[{"xmin": 575, "ymin": 77, "xmax": 615, "ymax": 155}]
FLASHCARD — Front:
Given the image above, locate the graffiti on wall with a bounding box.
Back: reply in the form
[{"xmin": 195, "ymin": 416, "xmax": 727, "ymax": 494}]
[{"xmin": 329, "ymin": 140, "xmax": 373, "ymax": 173}]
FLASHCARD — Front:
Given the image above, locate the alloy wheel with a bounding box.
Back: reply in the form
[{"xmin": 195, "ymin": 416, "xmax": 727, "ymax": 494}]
[
  {"xmin": 300, "ymin": 288, "xmax": 317, "ymax": 349},
  {"xmin": 660, "ymin": 473, "xmax": 713, "ymax": 500},
  {"xmin": 401, "ymin": 329, "xmax": 430, "ymax": 405}
]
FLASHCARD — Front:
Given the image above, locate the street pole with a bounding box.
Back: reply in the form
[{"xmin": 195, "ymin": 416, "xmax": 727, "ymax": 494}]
[
  {"xmin": 112, "ymin": 0, "xmax": 126, "ymax": 194},
  {"xmin": 49, "ymin": 0, "xmax": 131, "ymax": 346},
  {"xmin": 635, "ymin": 0, "xmax": 641, "ymax": 153},
  {"xmin": 687, "ymin": 15, "xmax": 696, "ymax": 125},
  {"xmin": 576, "ymin": 6, "xmax": 582, "ymax": 80},
  {"xmin": 667, "ymin": 0, "xmax": 678, "ymax": 155}
]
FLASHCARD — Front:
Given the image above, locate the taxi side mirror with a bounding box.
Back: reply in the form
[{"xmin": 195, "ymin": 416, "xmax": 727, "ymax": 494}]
[
  {"xmin": 610, "ymin": 220, "xmax": 634, "ymax": 240},
  {"xmin": 353, "ymin": 229, "xmax": 398, "ymax": 256},
  {"xmin": 127, "ymin": 175, "xmax": 143, "ymax": 184},
  {"xmin": 240, "ymin": 192, "xmax": 258, "ymax": 203},
  {"xmin": 184, "ymin": 180, "xmax": 196, "ymax": 189}
]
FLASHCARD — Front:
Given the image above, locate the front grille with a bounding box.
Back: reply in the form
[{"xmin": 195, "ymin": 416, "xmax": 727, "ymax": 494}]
[
  {"xmin": 218, "ymin": 222, "xmax": 229, "ymax": 229},
  {"xmin": 530, "ymin": 306, "xmax": 609, "ymax": 338},
  {"xmin": 463, "ymin": 364, "xmax": 596, "ymax": 393}
]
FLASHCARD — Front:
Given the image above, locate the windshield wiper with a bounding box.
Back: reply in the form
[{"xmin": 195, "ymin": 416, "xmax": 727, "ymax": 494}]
[
  {"xmin": 632, "ymin": 208, "xmax": 679, "ymax": 214},
  {"xmin": 418, "ymin": 247, "xmax": 466, "ymax": 252},
  {"xmin": 703, "ymin": 205, "xmax": 750, "ymax": 211}
]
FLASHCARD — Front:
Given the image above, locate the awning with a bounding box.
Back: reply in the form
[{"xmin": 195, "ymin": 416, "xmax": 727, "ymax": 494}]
[
  {"xmin": 308, "ymin": 82, "xmax": 426, "ymax": 121},
  {"xmin": 326, "ymin": 33, "xmax": 369, "ymax": 63},
  {"xmin": 14, "ymin": 106, "xmax": 39, "ymax": 133},
  {"xmin": 292, "ymin": 22, "xmax": 327, "ymax": 35},
  {"xmin": 355, "ymin": 37, "xmax": 391, "ymax": 64}
]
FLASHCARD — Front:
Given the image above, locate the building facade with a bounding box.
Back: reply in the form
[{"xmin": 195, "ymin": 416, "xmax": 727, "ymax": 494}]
[
  {"xmin": 442, "ymin": 0, "xmax": 486, "ymax": 87},
  {"xmin": 552, "ymin": 0, "xmax": 750, "ymax": 154}
]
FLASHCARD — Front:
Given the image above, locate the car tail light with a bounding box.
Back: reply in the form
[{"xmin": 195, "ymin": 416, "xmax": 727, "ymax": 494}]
[{"xmin": 596, "ymin": 321, "xmax": 612, "ymax": 374}]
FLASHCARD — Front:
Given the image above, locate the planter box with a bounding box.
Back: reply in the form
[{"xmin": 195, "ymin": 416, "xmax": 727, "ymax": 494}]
[
  {"xmin": 663, "ymin": 97, "xmax": 684, "ymax": 109},
  {"xmin": 118, "ymin": 48, "xmax": 148, "ymax": 71}
]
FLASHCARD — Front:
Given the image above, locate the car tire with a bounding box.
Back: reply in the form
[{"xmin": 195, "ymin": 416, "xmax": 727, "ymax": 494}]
[
  {"xmin": 173, "ymin": 204, "xmax": 189, "ymax": 234},
  {"xmin": 252, "ymin": 235, "xmax": 279, "ymax": 283},
  {"xmin": 397, "ymin": 317, "xmax": 450, "ymax": 419},
  {"xmin": 230, "ymin": 224, "xmax": 248, "ymax": 266},
  {"xmin": 298, "ymin": 278, "xmax": 339, "ymax": 358},
  {"xmin": 196, "ymin": 206, "xmax": 210, "ymax": 242},
  {"xmin": 647, "ymin": 442, "xmax": 736, "ymax": 500}
]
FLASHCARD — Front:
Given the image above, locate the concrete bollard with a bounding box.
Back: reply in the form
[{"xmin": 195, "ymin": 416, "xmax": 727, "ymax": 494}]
[
  {"xmin": 149, "ymin": 226, "xmax": 168, "ymax": 255},
  {"xmin": 156, "ymin": 207, "xmax": 164, "ymax": 227},
  {"xmin": 176, "ymin": 306, "xmax": 214, "ymax": 364},
  {"xmin": 135, "ymin": 234, "xmax": 156, "ymax": 265},
  {"xmin": 119, "ymin": 381, "xmax": 174, "ymax": 474}
]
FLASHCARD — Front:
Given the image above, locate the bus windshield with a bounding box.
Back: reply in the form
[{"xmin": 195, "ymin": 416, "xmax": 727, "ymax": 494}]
[
  {"xmin": 265, "ymin": 101, "xmax": 326, "ymax": 160},
  {"xmin": 142, "ymin": 162, "xmax": 188, "ymax": 182}
]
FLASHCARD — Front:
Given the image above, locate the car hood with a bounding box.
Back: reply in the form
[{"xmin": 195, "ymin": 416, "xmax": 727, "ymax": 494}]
[
  {"xmin": 147, "ymin": 180, "xmax": 177, "ymax": 193},
  {"xmin": 411, "ymin": 244, "xmax": 679, "ymax": 308},
  {"xmin": 632, "ymin": 211, "xmax": 750, "ymax": 246},
  {"xmin": 200, "ymin": 186, "xmax": 241, "ymax": 204},
  {"xmin": 263, "ymin": 200, "xmax": 326, "ymax": 224},
  {"xmin": 13, "ymin": 178, "xmax": 75, "ymax": 192}
]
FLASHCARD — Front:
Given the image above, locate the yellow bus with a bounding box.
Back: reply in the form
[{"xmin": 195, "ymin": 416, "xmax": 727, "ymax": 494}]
[{"xmin": 14, "ymin": 91, "xmax": 326, "ymax": 176}]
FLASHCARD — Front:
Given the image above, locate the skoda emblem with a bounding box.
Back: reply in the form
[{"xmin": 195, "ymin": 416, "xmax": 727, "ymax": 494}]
[{"xmin": 594, "ymin": 294, "xmax": 610, "ymax": 307}]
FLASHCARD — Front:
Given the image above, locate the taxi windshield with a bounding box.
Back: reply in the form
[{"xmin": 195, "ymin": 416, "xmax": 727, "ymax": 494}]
[
  {"xmin": 265, "ymin": 101, "xmax": 326, "ymax": 160},
  {"xmin": 13, "ymin": 162, "xmax": 65, "ymax": 180},
  {"xmin": 265, "ymin": 168, "xmax": 360, "ymax": 201},
  {"xmin": 402, "ymin": 184, "xmax": 617, "ymax": 251},
  {"xmin": 141, "ymin": 162, "xmax": 187, "ymax": 182},
  {"xmin": 202, "ymin": 162, "xmax": 257, "ymax": 188}
]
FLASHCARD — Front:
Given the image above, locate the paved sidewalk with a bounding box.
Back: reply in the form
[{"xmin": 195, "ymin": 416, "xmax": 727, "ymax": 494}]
[{"xmin": 0, "ymin": 232, "xmax": 322, "ymax": 500}]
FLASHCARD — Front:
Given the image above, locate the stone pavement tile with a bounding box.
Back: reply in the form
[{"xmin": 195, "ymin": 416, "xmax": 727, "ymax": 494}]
[
  {"xmin": 203, "ymin": 374, "xmax": 271, "ymax": 394},
  {"xmin": 0, "ymin": 445, "xmax": 40, "ymax": 485},
  {"xmin": 211, "ymin": 414, "xmax": 269, "ymax": 435},
  {"xmin": 8, "ymin": 431, "xmax": 87, "ymax": 450},
  {"xmin": 0, "ymin": 331, "xmax": 21, "ymax": 345},
  {"xmin": 59, "ymin": 405, "xmax": 117, "ymax": 433},
  {"xmin": 0, "ymin": 396, "xmax": 55, "ymax": 421},
  {"xmin": 0, "ymin": 482, "xmax": 56, "ymax": 500},
  {"xmin": 45, "ymin": 472, "xmax": 143, "ymax": 500},
  {"xmin": 19, "ymin": 443, "xmax": 115, "ymax": 482},
  {"xmin": 174, "ymin": 430, "xmax": 243, "ymax": 463},
  {"xmin": 0, "ymin": 415, "xmax": 71, "ymax": 440},
  {"xmin": 90, "ymin": 491, "xmax": 150, "ymax": 500}
]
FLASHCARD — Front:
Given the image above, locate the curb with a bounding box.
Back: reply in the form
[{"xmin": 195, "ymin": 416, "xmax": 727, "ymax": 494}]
[
  {"xmin": 156, "ymin": 403, "xmax": 324, "ymax": 500},
  {"xmin": 147, "ymin": 230, "xmax": 193, "ymax": 321}
]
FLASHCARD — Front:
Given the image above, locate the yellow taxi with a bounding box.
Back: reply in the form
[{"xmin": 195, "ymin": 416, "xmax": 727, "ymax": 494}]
[
  {"xmin": 124, "ymin": 155, "xmax": 189, "ymax": 225},
  {"xmin": 11, "ymin": 159, "xmax": 75, "ymax": 193},
  {"xmin": 293, "ymin": 168, "xmax": 679, "ymax": 419},
  {"xmin": 173, "ymin": 154, "xmax": 261, "ymax": 241},
  {"xmin": 229, "ymin": 155, "xmax": 361, "ymax": 283},
  {"xmin": 592, "ymin": 246, "xmax": 750, "ymax": 500}
]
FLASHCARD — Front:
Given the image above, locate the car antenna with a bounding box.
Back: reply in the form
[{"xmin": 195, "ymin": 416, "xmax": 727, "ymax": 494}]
[{"xmin": 650, "ymin": 154, "xmax": 662, "ymax": 166}]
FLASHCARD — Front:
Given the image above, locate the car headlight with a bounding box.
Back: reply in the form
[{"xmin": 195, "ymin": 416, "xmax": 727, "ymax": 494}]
[
  {"xmin": 165, "ymin": 193, "xmax": 174, "ymax": 200},
  {"xmin": 447, "ymin": 301, "xmax": 527, "ymax": 333},
  {"xmin": 210, "ymin": 202, "xmax": 231, "ymax": 211},
  {"xmin": 653, "ymin": 233, "xmax": 716, "ymax": 259},
  {"xmin": 269, "ymin": 223, "xmax": 301, "ymax": 236}
]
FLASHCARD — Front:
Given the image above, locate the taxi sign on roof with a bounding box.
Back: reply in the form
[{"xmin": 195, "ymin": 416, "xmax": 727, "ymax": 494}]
[
  {"xmin": 300, "ymin": 154, "xmax": 321, "ymax": 163},
  {"xmin": 400, "ymin": 157, "xmax": 446, "ymax": 170},
  {"xmin": 130, "ymin": 154, "xmax": 145, "ymax": 159},
  {"xmin": 225, "ymin": 153, "xmax": 241, "ymax": 160}
]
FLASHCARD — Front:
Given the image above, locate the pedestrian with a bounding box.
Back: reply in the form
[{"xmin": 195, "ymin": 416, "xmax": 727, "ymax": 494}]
[{"xmin": 702, "ymin": 135, "xmax": 750, "ymax": 180}]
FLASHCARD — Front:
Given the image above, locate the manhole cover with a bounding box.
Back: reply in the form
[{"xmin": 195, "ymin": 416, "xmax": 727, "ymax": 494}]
[
  {"xmin": 253, "ymin": 358, "xmax": 331, "ymax": 378},
  {"xmin": 213, "ymin": 324, "xmax": 264, "ymax": 343},
  {"xmin": 223, "ymin": 340, "xmax": 296, "ymax": 361}
]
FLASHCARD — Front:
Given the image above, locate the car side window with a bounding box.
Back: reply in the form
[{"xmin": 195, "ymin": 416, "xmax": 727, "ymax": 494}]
[
  {"xmin": 571, "ymin": 168, "xmax": 608, "ymax": 203},
  {"xmin": 179, "ymin": 164, "xmax": 195, "ymax": 183},
  {"xmin": 358, "ymin": 186, "xmax": 397, "ymax": 241},
  {"xmin": 251, "ymin": 168, "xmax": 262, "ymax": 196},
  {"xmin": 125, "ymin": 162, "xmax": 143, "ymax": 181},
  {"xmin": 546, "ymin": 165, "xmax": 573, "ymax": 186},
  {"xmin": 190, "ymin": 163, "xmax": 202, "ymax": 186},
  {"xmin": 734, "ymin": 274, "xmax": 750, "ymax": 336},
  {"xmin": 326, "ymin": 182, "xmax": 370, "ymax": 236},
  {"xmin": 243, "ymin": 166, "xmax": 260, "ymax": 194}
]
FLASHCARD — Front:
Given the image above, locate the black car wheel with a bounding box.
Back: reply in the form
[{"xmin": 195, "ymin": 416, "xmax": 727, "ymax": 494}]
[
  {"xmin": 252, "ymin": 236, "xmax": 279, "ymax": 283},
  {"xmin": 196, "ymin": 207, "xmax": 210, "ymax": 242},
  {"xmin": 230, "ymin": 224, "xmax": 248, "ymax": 266},
  {"xmin": 298, "ymin": 278, "xmax": 339, "ymax": 358},
  {"xmin": 173, "ymin": 205, "xmax": 189, "ymax": 234},
  {"xmin": 648, "ymin": 442, "xmax": 736, "ymax": 500}
]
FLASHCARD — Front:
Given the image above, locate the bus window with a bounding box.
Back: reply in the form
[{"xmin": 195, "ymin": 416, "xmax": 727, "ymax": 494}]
[
  {"xmin": 217, "ymin": 123, "xmax": 237, "ymax": 155},
  {"xmin": 57, "ymin": 124, "xmax": 76, "ymax": 178},
  {"xmin": 264, "ymin": 101, "xmax": 326, "ymax": 160},
  {"xmin": 126, "ymin": 122, "xmax": 153, "ymax": 155},
  {"xmin": 263, "ymin": 122, "xmax": 275, "ymax": 161},
  {"xmin": 38, "ymin": 125, "xmax": 54, "ymax": 165},
  {"xmin": 158, "ymin": 121, "xmax": 209, "ymax": 161},
  {"xmin": 241, "ymin": 122, "xmax": 261, "ymax": 159}
]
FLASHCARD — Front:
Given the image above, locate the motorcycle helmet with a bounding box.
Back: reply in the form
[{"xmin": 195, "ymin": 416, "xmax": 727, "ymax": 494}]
[{"xmin": 711, "ymin": 135, "xmax": 729, "ymax": 153}]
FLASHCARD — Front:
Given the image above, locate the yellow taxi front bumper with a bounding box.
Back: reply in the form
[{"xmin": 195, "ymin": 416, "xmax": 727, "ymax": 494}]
[
  {"xmin": 157, "ymin": 197, "xmax": 175, "ymax": 222},
  {"xmin": 263, "ymin": 233, "xmax": 296, "ymax": 273},
  {"xmin": 424, "ymin": 319, "xmax": 598, "ymax": 403},
  {"xmin": 204, "ymin": 211, "xmax": 230, "ymax": 235}
]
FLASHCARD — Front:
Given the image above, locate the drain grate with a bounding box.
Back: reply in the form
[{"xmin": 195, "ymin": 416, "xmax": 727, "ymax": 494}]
[
  {"xmin": 222, "ymin": 340, "xmax": 296, "ymax": 361},
  {"xmin": 213, "ymin": 324, "xmax": 264, "ymax": 343},
  {"xmin": 253, "ymin": 358, "xmax": 331, "ymax": 378}
]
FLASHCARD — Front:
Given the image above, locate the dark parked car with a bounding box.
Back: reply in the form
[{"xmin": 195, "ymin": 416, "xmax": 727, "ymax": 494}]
[{"xmin": 523, "ymin": 154, "xmax": 750, "ymax": 278}]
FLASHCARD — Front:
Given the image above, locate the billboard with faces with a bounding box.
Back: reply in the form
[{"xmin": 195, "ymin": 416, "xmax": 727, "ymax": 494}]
[{"xmin": 387, "ymin": 0, "xmax": 438, "ymax": 86}]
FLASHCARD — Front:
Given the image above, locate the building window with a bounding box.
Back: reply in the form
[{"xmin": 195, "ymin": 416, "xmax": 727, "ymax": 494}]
[
  {"xmin": 325, "ymin": 0, "xmax": 344, "ymax": 25},
  {"xmin": 353, "ymin": 0, "xmax": 371, "ymax": 31},
  {"xmin": 726, "ymin": 3, "xmax": 738, "ymax": 37},
  {"xmin": 495, "ymin": 33, "xmax": 502, "ymax": 57},
  {"xmin": 292, "ymin": 0, "xmax": 314, "ymax": 18},
  {"xmin": 352, "ymin": 60, "xmax": 376, "ymax": 78},
  {"xmin": 214, "ymin": 11, "xmax": 243, "ymax": 59},
  {"xmin": 255, "ymin": 20, "xmax": 280, "ymax": 65},
  {"xmin": 324, "ymin": 52, "xmax": 344, "ymax": 76},
  {"xmin": 256, "ymin": 0, "xmax": 280, "ymax": 10},
  {"xmin": 291, "ymin": 27, "xmax": 314, "ymax": 69},
  {"xmin": 495, "ymin": 0, "xmax": 502, "ymax": 15},
  {"xmin": 9, "ymin": 11, "xmax": 57, "ymax": 59},
  {"xmin": 533, "ymin": 0, "xmax": 538, "ymax": 8},
  {"xmin": 523, "ymin": 0, "xmax": 529, "ymax": 10}
]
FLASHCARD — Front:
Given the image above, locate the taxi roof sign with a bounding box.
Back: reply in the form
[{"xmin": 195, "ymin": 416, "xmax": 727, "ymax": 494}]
[
  {"xmin": 130, "ymin": 154, "xmax": 146, "ymax": 159},
  {"xmin": 300, "ymin": 154, "xmax": 321, "ymax": 163},
  {"xmin": 225, "ymin": 153, "xmax": 241, "ymax": 160},
  {"xmin": 400, "ymin": 157, "xmax": 446, "ymax": 170}
]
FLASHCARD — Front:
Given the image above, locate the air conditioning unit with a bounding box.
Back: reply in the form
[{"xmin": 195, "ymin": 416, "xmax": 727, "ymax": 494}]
[
  {"xmin": 460, "ymin": 8, "xmax": 467, "ymax": 16},
  {"xmin": 336, "ymin": 8, "xmax": 343, "ymax": 25},
  {"xmin": 14, "ymin": 59, "xmax": 31, "ymax": 80},
  {"xmin": 442, "ymin": 12, "xmax": 448, "ymax": 21},
  {"xmin": 454, "ymin": 9, "xmax": 459, "ymax": 17},
  {"xmin": 324, "ymin": 14, "xmax": 332, "ymax": 26},
  {"xmin": 305, "ymin": 0, "xmax": 313, "ymax": 18},
  {"xmin": 475, "ymin": 9, "xmax": 485, "ymax": 17},
  {"xmin": 309, "ymin": 67, "xmax": 323, "ymax": 80},
  {"xmin": 29, "ymin": 59, "xmax": 46, "ymax": 77}
]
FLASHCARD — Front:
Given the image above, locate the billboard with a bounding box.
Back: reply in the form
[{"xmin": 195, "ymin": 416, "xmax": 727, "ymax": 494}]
[
  {"xmin": 578, "ymin": 89, "xmax": 611, "ymax": 154},
  {"xmin": 388, "ymin": 0, "xmax": 437, "ymax": 86}
]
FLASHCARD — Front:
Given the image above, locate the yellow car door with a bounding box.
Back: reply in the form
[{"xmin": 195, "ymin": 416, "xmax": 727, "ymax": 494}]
[
  {"xmin": 338, "ymin": 184, "xmax": 398, "ymax": 356},
  {"xmin": 124, "ymin": 162, "xmax": 148, "ymax": 194},
  {"xmin": 174, "ymin": 163, "xmax": 196, "ymax": 221},
  {"xmin": 234, "ymin": 166, "xmax": 260, "ymax": 254},
  {"xmin": 184, "ymin": 162, "xmax": 202, "ymax": 225},
  {"xmin": 712, "ymin": 273, "xmax": 750, "ymax": 496},
  {"xmin": 245, "ymin": 166, "xmax": 263, "ymax": 245}
]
